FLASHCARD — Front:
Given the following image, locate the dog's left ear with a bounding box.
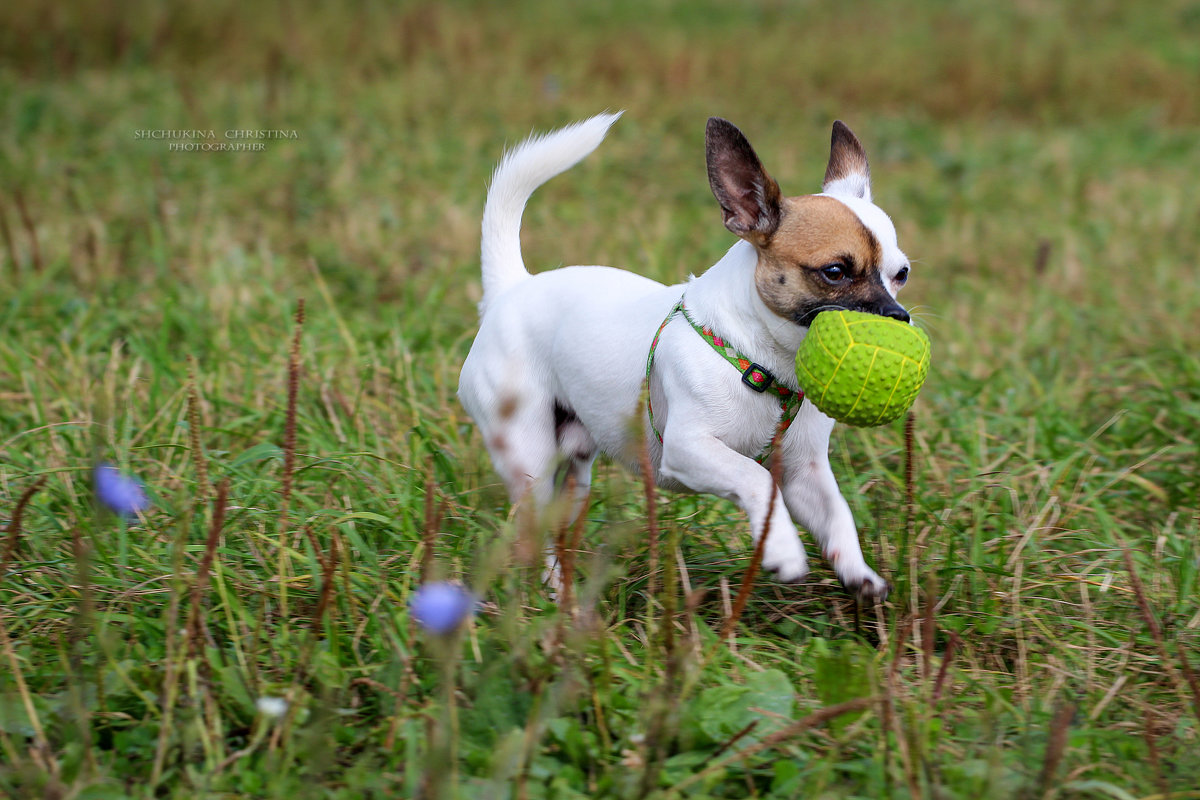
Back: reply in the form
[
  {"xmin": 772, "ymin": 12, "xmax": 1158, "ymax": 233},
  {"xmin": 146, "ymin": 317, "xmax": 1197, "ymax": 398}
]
[
  {"xmin": 822, "ymin": 121, "xmax": 872, "ymax": 202},
  {"xmin": 706, "ymin": 118, "xmax": 783, "ymax": 244}
]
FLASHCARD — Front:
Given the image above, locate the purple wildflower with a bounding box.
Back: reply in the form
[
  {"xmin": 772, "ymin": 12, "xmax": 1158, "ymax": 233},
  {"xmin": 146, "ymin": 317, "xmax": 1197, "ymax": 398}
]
[
  {"xmin": 94, "ymin": 462, "xmax": 150, "ymax": 517},
  {"xmin": 409, "ymin": 582, "xmax": 476, "ymax": 634}
]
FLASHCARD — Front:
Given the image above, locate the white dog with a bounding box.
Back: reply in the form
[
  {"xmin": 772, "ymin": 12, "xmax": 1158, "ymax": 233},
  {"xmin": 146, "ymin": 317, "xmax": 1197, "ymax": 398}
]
[{"xmin": 458, "ymin": 112, "xmax": 912, "ymax": 599}]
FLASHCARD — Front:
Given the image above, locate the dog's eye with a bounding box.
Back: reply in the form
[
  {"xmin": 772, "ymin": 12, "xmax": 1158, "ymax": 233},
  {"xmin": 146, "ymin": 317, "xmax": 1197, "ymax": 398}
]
[
  {"xmin": 895, "ymin": 266, "xmax": 910, "ymax": 285},
  {"xmin": 820, "ymin": 264, "xmax": 848, "ymax": 283}
]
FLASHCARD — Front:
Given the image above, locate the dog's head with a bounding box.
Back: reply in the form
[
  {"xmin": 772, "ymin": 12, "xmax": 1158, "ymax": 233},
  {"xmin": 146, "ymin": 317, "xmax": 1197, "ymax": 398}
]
[{"xmin": 706, "ymin": 118, "xmax": 910, "ymax": 327}]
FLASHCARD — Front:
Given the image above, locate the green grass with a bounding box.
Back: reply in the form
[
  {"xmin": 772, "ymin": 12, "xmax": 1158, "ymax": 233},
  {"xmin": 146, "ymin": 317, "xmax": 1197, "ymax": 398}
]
[{"xmin": 2, "ymin": 0, "xmax": 1199, "ymax": 797}]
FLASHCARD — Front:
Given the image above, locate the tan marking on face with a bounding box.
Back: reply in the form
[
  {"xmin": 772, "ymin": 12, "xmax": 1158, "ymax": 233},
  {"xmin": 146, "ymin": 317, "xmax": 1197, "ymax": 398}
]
[{"xmin": 754, "ymin": 195, "xmax": 884, "ymax": 323}]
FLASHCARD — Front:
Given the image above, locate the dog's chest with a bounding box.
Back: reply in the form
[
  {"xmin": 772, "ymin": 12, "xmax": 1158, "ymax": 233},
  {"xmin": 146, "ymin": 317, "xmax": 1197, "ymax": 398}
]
[
  {"xmin": 646, "ymin": 314, "xmax": 802, "ymax": 462},
  {"xmin": 693, "ymin": 376, "xmax": 796, "ymax": 457}
]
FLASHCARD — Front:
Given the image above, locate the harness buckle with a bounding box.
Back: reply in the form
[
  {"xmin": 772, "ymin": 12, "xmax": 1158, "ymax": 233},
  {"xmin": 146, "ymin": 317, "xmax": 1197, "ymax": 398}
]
[{"xmin": 741, "ymin": 363, "xmax": 774, "ymax": 392}]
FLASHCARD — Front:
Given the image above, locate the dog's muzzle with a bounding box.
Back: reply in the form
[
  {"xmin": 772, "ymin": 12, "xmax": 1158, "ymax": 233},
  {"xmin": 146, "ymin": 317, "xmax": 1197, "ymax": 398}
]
[{"xmin": 857, "ymin": 300, "xmax": 910, "ymax": 324}]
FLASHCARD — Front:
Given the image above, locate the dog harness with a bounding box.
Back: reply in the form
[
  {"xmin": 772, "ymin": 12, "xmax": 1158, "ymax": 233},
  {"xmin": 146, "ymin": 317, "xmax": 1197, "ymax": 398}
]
[{"xmin": 644, "ymin": 299, "xmax": 803, "ymax": 464}]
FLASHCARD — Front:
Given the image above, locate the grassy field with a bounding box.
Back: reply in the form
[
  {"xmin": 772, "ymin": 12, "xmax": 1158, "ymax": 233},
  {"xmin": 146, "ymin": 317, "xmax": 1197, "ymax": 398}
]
[{"xmin": 2, "ymin": 0, "xmax": 1199, "ymax": 797}]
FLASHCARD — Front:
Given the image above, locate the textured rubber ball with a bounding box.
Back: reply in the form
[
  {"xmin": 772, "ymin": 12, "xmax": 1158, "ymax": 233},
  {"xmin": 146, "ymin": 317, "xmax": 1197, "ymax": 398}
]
[{"xmin": 795, "ymin": 310, "xmax": 931, "ymax": 427}]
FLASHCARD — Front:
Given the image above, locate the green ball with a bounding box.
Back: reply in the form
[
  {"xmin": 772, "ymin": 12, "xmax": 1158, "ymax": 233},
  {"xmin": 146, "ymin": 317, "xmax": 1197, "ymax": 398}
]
[{"xmin": 795, "ymin": 310, "xmax": 931, "ymax": 427}]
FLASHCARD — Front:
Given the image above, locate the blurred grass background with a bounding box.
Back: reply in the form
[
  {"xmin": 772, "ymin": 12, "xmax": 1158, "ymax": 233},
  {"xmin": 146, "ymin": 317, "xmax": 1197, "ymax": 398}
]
[{"xmin": 1, "ymin": 0, "xmax": 1199, "ymax": 797}]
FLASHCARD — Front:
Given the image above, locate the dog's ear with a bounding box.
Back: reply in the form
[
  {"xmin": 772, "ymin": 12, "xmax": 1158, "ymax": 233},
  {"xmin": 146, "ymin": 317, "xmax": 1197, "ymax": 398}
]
[
  {"xmin": 822, "ymin": 121, "xmax": 872, "ymax": 202},
  {"xmin": 706, "ymin": 118, "xmax": 782, "ymax": 244}
]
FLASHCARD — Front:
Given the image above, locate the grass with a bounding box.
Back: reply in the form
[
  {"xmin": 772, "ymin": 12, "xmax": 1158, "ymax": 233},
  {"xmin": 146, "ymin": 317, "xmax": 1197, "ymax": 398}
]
[{"xmin": 2, "ymin": 0, "xmax": 1199, "ymax": 796}]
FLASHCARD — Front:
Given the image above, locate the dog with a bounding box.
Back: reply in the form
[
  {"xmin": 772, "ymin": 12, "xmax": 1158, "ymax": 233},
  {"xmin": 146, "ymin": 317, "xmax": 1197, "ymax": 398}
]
[{"xmin": 458, "ymin": 112, "xmax": 912, "ymax": 600}]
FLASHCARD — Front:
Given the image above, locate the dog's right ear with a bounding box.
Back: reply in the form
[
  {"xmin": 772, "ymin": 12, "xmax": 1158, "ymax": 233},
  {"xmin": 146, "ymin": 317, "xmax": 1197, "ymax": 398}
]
[{"xmin": 706, "ymin": 118, "xmax": 782, "ymax": 245}]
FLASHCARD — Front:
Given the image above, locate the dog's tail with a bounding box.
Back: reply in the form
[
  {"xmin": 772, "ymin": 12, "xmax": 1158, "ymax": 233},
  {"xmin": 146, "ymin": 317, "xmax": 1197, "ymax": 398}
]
[{"xmin": 479, "ymin": 111, "xmax": 623, "ymax": 313}]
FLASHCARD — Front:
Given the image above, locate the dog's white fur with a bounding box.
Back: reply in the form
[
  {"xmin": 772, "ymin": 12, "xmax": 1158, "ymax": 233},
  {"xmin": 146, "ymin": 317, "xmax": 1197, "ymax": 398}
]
[{"xmin": 459, "ymin": 112, "xmax": 910, "ymax": 598}]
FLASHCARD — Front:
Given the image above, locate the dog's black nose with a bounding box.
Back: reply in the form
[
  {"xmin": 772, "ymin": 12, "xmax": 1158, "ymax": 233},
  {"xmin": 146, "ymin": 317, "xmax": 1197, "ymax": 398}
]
[{"xmin": 850, "ymin": 300, "xmax": 911, "ymax": 324}]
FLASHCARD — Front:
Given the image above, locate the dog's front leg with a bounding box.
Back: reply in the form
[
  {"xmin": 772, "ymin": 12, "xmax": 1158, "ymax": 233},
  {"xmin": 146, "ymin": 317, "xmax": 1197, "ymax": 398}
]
[
  {"xmin": 780, "ymin": 457, "xmax": 890, "ymax": 600},
  {"xmin": 659, "ymin": 432, "xmax": 808, "ymax": 582}
]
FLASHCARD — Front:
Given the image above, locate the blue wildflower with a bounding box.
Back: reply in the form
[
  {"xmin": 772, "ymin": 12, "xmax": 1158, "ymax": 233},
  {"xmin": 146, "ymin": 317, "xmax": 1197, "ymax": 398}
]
[
  {"xmin": 409, "ymin": 582, "xmax": 476, "ymax": 634},
  {"xmin": 94, "ymin": 462, "xmax": 150, "ymax": 517}
]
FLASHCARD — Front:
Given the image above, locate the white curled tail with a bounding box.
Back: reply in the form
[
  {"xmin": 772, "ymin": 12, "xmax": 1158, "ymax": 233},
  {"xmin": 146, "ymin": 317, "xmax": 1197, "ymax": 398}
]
[{"xmin": 479, "ymin": 111, "xmax": 623, "ymax": 314}]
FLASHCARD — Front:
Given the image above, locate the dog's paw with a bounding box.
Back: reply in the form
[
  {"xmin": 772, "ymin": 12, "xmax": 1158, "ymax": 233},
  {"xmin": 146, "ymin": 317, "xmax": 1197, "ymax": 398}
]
[
  {"xmin": 764, "ymin": 559, "xmax": 810, "ymax": 584},
  {"xmin": 840, "ymin": 568, "xmax": 890, "ymax": 602},
  {"xmin": 761, "ymin": 548, "xmax": 809, "ymax": 584}
]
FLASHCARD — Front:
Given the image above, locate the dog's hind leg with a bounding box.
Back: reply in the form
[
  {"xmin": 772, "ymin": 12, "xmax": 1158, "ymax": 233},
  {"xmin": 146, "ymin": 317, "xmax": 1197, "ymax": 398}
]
[
  {"xmin": 553, "ymin": 401, "xmax": 597, "ymax": 515},
  {"xmin": 542, "ymin": 404, "xmax": 597, "ymax": 595},
  {"xmin": 485, "ymin": 400, "xmax": 561, "ymax": 509},
  {"xmin": 477, "ymin": 394, "xmax": 594, "ymax": 596},
  {"xmin": 542, "ymin": 450, "xmax": 596, "ymax": 597}
]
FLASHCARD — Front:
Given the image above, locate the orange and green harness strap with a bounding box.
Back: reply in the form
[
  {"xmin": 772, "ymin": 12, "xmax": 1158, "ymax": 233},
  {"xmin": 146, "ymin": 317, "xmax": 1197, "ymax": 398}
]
[{"xmin": 644, "ymin": 299, "xmax": 803, "ymax": 464}]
